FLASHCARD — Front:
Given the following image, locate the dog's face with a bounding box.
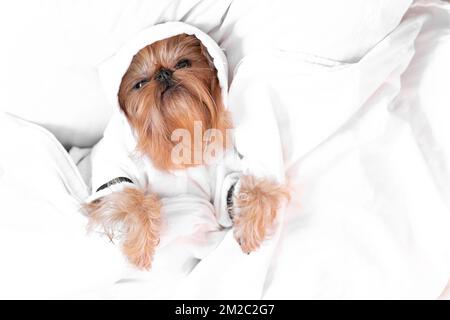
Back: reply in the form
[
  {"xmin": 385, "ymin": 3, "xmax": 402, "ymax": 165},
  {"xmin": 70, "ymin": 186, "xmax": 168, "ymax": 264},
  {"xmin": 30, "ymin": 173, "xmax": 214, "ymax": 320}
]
[{"xmin": 118, "ymin": 34, "xmax": 231, "ymax": 171}]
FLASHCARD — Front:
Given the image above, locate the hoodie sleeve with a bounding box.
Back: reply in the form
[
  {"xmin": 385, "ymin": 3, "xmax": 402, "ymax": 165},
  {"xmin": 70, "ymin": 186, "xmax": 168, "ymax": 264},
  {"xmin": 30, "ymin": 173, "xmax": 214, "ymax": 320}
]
[
  {"xmin": 210, "ymin": 148, "xmax": 243, "ymax": 228},
  {"xmin": 228, "ymin": 76, "xmax": 286, "ymax": 183},
  {"xmin": 86, "ymin": 110, "xmax": 148, "ymax": 202}
]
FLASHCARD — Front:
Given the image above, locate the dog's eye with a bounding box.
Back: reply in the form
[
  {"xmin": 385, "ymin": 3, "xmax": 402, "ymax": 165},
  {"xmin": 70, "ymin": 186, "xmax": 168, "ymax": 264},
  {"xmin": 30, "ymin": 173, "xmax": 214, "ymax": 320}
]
[
  {"xmin": 175, "ymin": 59, "xmax": 191, "ymax": 69},
  {"xmin": 133, "ymin": 79, "xmax": 149, "ymax": 90}
]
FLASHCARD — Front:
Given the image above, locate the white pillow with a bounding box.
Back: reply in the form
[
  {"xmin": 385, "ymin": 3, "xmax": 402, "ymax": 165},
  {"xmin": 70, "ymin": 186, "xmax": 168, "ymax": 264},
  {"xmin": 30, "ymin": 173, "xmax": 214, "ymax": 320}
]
[{"xmin": 216, "ymin": 0, "xmax": 413, "ymax": 75}]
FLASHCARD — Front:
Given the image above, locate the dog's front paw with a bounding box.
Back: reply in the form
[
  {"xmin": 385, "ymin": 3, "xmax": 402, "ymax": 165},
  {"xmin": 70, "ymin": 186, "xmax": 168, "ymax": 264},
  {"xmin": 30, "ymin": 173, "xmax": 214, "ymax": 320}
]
[
  {"xmin": 232, "ymin": 175, "xmax": 290, "ymax": 254},
  {"xmin": 83, "ymin": 187, "xmax": 161, "ymax": 270}
]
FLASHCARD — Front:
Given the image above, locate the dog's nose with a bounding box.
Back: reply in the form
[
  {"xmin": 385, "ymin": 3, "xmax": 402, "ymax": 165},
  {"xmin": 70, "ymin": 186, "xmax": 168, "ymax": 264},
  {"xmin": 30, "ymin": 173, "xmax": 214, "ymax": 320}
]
[{"xmin": 154, "ymin": 68, "xmax": 173, "ymax": 86}]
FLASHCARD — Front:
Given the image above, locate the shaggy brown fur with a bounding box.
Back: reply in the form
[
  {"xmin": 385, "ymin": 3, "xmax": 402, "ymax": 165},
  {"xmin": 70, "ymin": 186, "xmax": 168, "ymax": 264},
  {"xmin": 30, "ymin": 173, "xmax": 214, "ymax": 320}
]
[
  {"xmin": 118, "ymin": 34, "xmax": 232, "ymax": 171},
  {"xmin": 83, "ymin": 187, "xmax": 161, "ymax": 269},
  {"xmin": 233, "ymin": 175, "xmax": 291, "ymax": 253}
]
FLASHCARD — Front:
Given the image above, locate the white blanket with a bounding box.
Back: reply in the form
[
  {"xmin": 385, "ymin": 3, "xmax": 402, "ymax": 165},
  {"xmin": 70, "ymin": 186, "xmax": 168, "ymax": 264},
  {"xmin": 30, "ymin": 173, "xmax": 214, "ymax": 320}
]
[
  {"xmin": 0, "ymin": 113, "xmax": 126, "ymax": 299},
  {"xmin": 1, "ymin": 0, "xmax": 449, "ymax": 299}
]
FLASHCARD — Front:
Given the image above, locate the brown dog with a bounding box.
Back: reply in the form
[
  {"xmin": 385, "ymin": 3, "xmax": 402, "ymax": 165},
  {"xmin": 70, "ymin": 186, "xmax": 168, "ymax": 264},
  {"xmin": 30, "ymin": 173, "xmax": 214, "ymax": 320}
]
[{"xmin": 84, "ymin": 33, "xmax": 289, "ymax": 269}]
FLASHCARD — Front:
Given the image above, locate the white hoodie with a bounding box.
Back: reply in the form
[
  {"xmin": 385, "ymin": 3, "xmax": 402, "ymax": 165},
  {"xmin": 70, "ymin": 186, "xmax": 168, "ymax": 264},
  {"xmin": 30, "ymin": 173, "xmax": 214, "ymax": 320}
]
[{"xmin": 88, "ymin": 21, "xmax": 242, "ymax": 250}]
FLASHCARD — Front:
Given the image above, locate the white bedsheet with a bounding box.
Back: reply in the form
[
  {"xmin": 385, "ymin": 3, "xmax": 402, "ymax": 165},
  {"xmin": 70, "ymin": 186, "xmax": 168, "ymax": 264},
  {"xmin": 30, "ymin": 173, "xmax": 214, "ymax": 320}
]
[{"xmin": 1, "ymin": 0, "xmax": 449, "ymax": 299}]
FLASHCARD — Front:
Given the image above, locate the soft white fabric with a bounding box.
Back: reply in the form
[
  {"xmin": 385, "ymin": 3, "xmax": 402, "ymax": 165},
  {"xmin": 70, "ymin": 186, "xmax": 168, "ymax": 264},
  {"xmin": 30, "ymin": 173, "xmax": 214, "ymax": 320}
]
[
  {"xmin": 101, "ymin": 0, "xmax": 450, "ymax": 299},
  {"xmin": 0, "ymin": 113, "xmax": 126, "ymax": 299},
  {"xmin": 89, "ymin": 109, "xmax": 241, "ymax": 229},
  {"xmin": 211, "ymin": 0, "xmax": 413, "ymax": 77},
  {"xmin": 0, "ymin": 0, "xmax": 233, "ymax": 148},
  {"xmin": 1, "ymin": 0, "xmax": 450, "ymax": 299},
  {"xmin": 254, "ymin": 0, "xmax": 450, "ymax": 299},
  {"xmin": 0, "ymin": 0, "xmax": 411, "ymax": 148}
]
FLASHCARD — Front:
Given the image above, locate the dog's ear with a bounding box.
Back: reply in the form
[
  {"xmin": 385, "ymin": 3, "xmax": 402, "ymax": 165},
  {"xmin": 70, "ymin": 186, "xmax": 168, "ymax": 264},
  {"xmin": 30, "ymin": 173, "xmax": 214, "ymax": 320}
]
[{"xmin": 200, "ymin": 43, "xmax": 215, "ymax": 70}]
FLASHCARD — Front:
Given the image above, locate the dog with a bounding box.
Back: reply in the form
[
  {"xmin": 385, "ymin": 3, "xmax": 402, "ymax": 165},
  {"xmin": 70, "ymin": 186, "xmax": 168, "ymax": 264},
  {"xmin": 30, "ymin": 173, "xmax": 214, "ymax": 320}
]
[{"xmin": 83, "ymin": 32, "xmax": 289, "ymax": 269}]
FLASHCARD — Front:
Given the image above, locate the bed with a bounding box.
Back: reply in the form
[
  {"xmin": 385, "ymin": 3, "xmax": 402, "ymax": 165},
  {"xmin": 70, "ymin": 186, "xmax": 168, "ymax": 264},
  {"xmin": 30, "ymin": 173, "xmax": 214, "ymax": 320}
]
[{"xmin": 0, "ymin": 0, "xmax": 449, "ymax": 299}]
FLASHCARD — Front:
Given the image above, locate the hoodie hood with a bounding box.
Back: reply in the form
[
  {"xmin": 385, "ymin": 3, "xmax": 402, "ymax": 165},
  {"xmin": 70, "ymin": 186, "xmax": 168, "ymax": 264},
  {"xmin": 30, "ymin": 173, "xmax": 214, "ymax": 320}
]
[{"xmin": 98, "ymin": 21, "xmax": 228, "ymax": 111}]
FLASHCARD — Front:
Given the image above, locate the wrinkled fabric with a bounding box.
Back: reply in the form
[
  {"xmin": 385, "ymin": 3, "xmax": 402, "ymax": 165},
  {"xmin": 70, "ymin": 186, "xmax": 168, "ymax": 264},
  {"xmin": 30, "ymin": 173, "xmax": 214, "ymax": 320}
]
[{"xmin": 0, "ymin": 0, "xmax": 449, "ymax": 299}]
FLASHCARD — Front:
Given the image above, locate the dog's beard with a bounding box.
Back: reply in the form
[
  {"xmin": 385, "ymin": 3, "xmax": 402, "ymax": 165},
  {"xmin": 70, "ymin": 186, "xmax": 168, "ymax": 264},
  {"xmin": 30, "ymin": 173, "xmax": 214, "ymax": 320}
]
[
  {"xmin": 129, "ymin": 76, "xmax": 230, "ymax": 170},
  {"xmin": 118, "ymin": 35, "xmax": 232, "ymax": 171}
]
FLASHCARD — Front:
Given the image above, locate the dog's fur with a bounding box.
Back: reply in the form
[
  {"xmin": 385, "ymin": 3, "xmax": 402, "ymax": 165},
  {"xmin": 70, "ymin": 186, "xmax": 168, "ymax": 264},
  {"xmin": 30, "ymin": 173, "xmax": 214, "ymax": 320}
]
[
  {"xmin": 118, "ymin": 34, "xmax": 232, "ymax": 171},
  {"xmin": 86, "ymin": 188, "xmax": 161, "ymax": 268},
  {"xmin": 84, "ymin": 34, "xmax": 289, "ymax": 269},
  {"xmin": 233, "ymin": 175, "xmax": 290, "ymax": 253}
]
